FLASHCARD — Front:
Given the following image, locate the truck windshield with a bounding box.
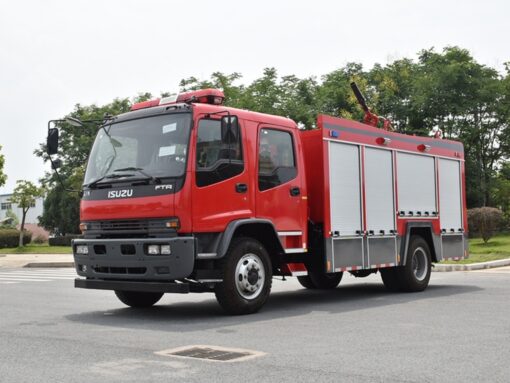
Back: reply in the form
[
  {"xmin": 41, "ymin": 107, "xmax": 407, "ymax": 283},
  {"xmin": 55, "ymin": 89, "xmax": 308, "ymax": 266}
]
[{"xmin": 83, "ymin": 113, "xmax": 192, "ymax": 186}]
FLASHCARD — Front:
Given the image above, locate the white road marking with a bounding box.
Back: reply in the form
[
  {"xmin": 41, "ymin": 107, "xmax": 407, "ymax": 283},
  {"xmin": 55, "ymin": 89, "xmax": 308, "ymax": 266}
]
[
  {"xmin": 0, "ymin": 273, "xmax": 75, "ymax": 279},
  {"xmin": 0, "ymin": 268, "xmax": 77, "ymax": 283},
  {"xmin": 0, "ymin": 277, "xmax": 50, "ymax": 282}
]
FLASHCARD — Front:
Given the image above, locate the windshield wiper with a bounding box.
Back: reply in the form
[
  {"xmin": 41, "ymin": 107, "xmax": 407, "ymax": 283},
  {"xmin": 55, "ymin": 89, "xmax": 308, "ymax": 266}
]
[
  {"xmin": 85, "ymin": 173, "xmax": 135, "ymax": 189},
  {"xmin": 113, "ymin": 167, "xmax": 161, "ymax": 184}
]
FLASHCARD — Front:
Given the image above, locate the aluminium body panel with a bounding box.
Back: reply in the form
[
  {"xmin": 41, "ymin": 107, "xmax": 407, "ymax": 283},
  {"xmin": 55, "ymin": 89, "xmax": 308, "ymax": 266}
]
[
  {"xmin": 364, "ymin": 147, "xmax": 395, "ymax": 234},
  {"xmin": 441, "ymin": 234, "xmax": 465, "ymax": 260},
  {"xmin": 326, "ymin": 237, "xmax": 364, "ymax": 271},
  {"xmin": 367, "ymin": 236, "xmax": 398, "ymax": 267},
  {"xmin": 328, "ymin": 141, "xmax": 363, "ymax": 236},
  {"xmin": 438, "ymin": 158, "xmax": 463, "ymax": 231},
  {"xmin": 396, "ymin": 152, "xmax": 437, "ymax": 215}
]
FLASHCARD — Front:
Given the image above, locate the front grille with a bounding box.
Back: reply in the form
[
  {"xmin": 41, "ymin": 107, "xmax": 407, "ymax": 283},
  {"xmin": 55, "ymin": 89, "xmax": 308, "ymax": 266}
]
[{"xmin": 85, "ymin": 218, "xmax": 177, "ymax": 239}]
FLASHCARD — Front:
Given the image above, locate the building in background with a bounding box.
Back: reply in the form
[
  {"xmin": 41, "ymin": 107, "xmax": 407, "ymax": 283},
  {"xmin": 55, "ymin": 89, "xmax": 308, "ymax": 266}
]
[{"xmin": 0, "ymin": 193, "xmax": 49, "ymax": 240}]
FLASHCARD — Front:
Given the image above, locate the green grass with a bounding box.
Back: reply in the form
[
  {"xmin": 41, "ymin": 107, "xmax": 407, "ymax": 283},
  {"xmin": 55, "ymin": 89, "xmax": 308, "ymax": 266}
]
[
  {"xmin": 0, "ymin": 244, "xmax": 72, "ymax": 254},
  {"xmin": 441, "ymin": 234, "xmax": 510, "ymax": 264}
]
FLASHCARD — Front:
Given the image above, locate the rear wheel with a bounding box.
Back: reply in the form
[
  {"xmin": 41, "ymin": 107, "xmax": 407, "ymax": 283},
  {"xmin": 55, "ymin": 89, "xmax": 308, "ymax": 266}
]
[
  {"xmin": 380, "ymin": 267, "xmax": 402, "ymax": 291},
  {"xmin": 214, "ymin": 237, "xmax": 272, "ymax": 315},
  {"xmin": 397, "ymin": 235, "xmax": 432, "ymax": 292},
  {"xmin": 298, "ymin": 268, "xmax": 343, "ymax": 290},
  {"xmin": 309, "ymin": 271, "xmax": 343, "ymax": 289},
  {"xmin": 114, "ymin": 291, "xmax": 164, "ymax": 308},
  {"xmin": 297, "ymin": 275, "xmax": 316, "ymax": 289}
]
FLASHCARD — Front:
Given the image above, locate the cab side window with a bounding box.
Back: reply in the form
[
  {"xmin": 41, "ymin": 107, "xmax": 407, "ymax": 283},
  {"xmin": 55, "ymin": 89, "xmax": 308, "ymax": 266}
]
[
  {"xmin": 196, "ymin": 119, "xmax": 243, "ymax": 187},
  {"xmin": 258, "ymin": 128, "xmax": 297, "ymax": 191}
]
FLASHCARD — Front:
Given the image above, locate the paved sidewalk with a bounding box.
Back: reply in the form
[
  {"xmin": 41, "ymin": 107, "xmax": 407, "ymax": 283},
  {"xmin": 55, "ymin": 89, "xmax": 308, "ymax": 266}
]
[
  {"xmin": 0, "ymin": 253, "xmax": 74, "ymax": 269},
  {"xmin": 433, "ymin": 258, "xmax": 510, "ymax": 272}
]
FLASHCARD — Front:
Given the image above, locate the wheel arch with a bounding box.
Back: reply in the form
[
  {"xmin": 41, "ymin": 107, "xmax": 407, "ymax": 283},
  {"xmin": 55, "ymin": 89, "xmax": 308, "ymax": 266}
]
[
  {"xmin": 218, "ymin": 219, "xmax": 284, "ymax": 261},
  {"xmin": 401, "ymin": 222, "xmax": 440, "ymax": 265}
]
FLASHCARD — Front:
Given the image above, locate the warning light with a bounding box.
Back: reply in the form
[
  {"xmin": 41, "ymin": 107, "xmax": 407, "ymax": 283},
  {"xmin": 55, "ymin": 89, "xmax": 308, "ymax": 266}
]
[
  {"xmin": 130, "ymin": 89, "xmax": 225, "ymax": 111},
  {"xmin": 376, "ymin": 137, "xmax": 391, "ymax": 146}
]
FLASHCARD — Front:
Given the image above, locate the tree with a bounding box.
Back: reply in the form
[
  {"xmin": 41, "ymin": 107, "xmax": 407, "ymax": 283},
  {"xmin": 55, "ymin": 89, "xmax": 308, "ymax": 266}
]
[
  {"xmin": 35, "ymin": 47, "xmax": 510, "ymax": 233},
  {"xmin": 10, "ymin": 180, "xmax": 44, "ymax": 247},
  {"xmin": 491, "ymin": 162, "xmax": 510, "ymax": 228},
  {"xmin": 0, "ymin": 209, "xmax": 18, "ymax": 229},
  {"xmin": 35, "ymin": 98, "xmax": 133, "ymax": 235},
  {"xmin": 467, "ymin": 207, "xmax": 504, "ymax": 243},
  {"xmin": 0, "ymin": 144, "xmax": 6, "ymax": 187},
  {"xmin": 412, "ymin": 47, "xmax": 509, "ymax": 206}
]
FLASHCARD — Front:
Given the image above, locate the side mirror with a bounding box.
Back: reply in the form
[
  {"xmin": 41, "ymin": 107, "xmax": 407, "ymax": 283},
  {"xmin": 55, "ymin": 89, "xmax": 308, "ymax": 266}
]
[
  {"xmin": 221, "ymin": 115, "xmax": 239, "ymax": 143},
  {"xmin": 47, "ymin": 128, "xmax": 59, "ymax": 155}
]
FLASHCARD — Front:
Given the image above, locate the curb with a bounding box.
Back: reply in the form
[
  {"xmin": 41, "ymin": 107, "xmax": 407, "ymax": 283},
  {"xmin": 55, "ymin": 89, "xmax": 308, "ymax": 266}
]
[
  {"xmin": 24, "ymin": 262, "xmax": 75, "ymax": 268},
  {"xmin": 433, "ymin": 258, "xmax": 510, "ymax": 272}
]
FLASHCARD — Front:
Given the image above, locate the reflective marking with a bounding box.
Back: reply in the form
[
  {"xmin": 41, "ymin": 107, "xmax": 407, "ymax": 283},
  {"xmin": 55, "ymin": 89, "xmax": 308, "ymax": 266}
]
[
  {"xmin": 284, "ymin": 248, "xmax": 306, "ymax": 254},
  {"xmin": 277, "ymin": 231, "xmax": 303, "ymax": 236},
  {"xmin": 196, "ymin": 253, "xmax": 218, "ymax": 259}
]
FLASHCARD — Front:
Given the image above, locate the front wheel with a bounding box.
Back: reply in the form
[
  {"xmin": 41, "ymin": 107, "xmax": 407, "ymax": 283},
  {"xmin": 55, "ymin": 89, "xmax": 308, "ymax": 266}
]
[
  {"xmin": 214, "ymin": 237, "xmax": 272, "ymax": 315},
  {"xmin": 114, "ymin": 291, "xmax": 164, "ymax": 308}
]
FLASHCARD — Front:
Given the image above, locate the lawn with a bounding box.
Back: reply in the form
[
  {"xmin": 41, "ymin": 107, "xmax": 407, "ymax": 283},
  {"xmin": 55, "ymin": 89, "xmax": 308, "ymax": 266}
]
[
  {"xmin": 0, "ymin": 244, "xmax": 72, "ymax": 254},
  {"xmin": 441, "ymin": 233, "xmax": 510, "ymax": 264}
]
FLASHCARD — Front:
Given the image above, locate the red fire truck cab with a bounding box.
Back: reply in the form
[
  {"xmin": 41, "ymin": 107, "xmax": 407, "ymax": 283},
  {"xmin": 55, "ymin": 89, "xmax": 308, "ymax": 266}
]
[{"xmin": 47, "ymin": 89, "xmax": 468, "ymax": 314}]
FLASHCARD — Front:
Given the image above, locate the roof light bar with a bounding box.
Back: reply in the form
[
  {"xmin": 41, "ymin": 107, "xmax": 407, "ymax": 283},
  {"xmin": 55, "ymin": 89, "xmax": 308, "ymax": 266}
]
[{"xmin": 130, "ymin": 89, "xmax": 225, "ymax": 111}]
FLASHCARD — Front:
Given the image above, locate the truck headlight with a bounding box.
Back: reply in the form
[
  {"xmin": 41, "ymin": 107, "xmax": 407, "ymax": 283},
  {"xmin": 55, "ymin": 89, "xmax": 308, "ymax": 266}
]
[
  {"xmin": 148, "ymin": 245, "xmax": 160, "ymax": 255},
  {"xmin": 147, "ymin": 244, "xmax": 171, "ymax": 255},
  {"xmin": 76, "ymin": 245, "xmax": 89, "ymax": 255}
]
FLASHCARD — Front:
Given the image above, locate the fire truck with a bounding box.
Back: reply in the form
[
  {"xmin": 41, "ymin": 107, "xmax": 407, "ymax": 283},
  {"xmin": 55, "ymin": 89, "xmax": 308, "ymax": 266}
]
[{"xmin": 46, "ymin": 86, "xmax": 468, "ymax": 315}]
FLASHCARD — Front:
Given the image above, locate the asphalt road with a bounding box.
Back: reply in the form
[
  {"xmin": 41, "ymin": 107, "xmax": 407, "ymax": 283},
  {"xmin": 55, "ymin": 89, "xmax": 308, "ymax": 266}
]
[{"xmin": 0, "ymin": 268, "xmax": 509, "ymax": 383}]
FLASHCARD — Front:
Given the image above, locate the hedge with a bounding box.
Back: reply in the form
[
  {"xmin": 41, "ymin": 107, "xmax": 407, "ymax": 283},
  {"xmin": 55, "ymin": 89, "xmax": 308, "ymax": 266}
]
[
  {"xmin": 0, "ymin": 229, "xmax": 33, "ymax": 248},
  {"xmin": 49, "ymin": 234, "xmax": 81, "ymax": 247}
]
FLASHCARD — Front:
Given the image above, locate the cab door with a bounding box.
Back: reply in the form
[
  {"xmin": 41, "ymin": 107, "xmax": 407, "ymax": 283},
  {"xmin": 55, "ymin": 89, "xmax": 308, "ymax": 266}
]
[
  {"xmin": 191, "ymin": 116, "xmax": 252, "ymax": 233},
  {"xmin": 255, "ymin": 126, "xmax": 307, "ymax": 252}
]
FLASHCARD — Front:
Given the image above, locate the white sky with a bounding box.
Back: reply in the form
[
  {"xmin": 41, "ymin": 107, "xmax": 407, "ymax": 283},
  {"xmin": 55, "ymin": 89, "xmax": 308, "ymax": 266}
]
[{"xmin": 0, "ymin": 0, "xmax": 509, "ymax": 193}]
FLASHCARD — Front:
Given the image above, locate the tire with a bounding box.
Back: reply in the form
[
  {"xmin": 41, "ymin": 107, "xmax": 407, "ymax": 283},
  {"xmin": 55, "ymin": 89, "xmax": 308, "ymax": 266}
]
[
  {"xmin": 297, "ymin": 275, "xmax": 316, "ymax": 289},
  {"xmin": 397, "ymin": 235, "xmax": 432, "ymax": 292},
  {"xmin": 309, "ymin": 271, "xmax": 343, "ymax": 289},
  {"xmin": 380, "ymin": 267, "xmax": 402, "ymax": 291},
  {"xmin": 114, "ymin": 290, "xmax": 164, "ymax": 308},
  {"xmin": 214, "ymin": 237, "xmax": 272, "ymax": 315}
]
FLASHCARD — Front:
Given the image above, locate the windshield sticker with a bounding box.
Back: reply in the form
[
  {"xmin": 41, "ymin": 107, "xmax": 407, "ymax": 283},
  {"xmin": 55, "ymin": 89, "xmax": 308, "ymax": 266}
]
[
  {"xmin": 159, "ymin": 145, "xmax": 176, "ymax": 157},
  {"xmin": 162, "ymin": 123, "xmax": 177, "ymax": 134}
]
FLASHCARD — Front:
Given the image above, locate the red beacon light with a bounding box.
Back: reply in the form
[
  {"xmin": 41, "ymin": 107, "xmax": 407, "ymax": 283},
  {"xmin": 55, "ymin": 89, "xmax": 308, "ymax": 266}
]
[{"xmin": 130, "ymin": 89, "xmax": 225, "ymax": 111}]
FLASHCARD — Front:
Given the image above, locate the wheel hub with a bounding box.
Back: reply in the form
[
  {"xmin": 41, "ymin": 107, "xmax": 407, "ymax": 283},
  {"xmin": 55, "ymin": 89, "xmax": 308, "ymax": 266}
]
[
  {"xmin": 235, "ymin": 253, "xmax": 265, "ymax": 300},
  {"xmin": 412, "ymin": 247, "xmax": 428, "ymax": 281}
]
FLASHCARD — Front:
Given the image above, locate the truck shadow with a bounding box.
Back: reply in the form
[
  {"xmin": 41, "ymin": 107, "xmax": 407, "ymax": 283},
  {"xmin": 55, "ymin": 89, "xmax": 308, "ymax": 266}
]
[{"xmin": 66, "ymin": 282, "xmax": 482, "ymax": 332}]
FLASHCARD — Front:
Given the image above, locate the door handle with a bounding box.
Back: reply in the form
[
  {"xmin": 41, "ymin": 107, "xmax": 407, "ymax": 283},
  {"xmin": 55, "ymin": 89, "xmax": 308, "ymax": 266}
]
[
  {"xmin": 290, "ymin": 187, "xmax": 300, "ymax": 196},
  {"xmin": 236, "ymin": 183, "xmax": 248, "ymax": 193}
]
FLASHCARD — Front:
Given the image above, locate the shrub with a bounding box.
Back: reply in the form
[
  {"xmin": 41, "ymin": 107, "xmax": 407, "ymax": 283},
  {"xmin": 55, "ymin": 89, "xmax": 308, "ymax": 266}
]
[
  {"xmin": 32, "ymin": 235, "xmax": 47, "ymax": 244},
  {"xmin": 468, "ymin": 207, "xmax": 504, "ymax": 243},
  {"xmin": 49, "ymin": 234, "xmax": 81, "ymax": 247},
  {"xmin": 0, "ymin": 229, "xmax": 32, "ymax": 248}
]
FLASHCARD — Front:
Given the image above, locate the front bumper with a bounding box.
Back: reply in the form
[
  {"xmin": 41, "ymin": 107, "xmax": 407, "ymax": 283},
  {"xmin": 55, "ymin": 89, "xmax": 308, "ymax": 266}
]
[{"xmin": 73, "ymin": 237, "xmax": 195, "ymax": 281}]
